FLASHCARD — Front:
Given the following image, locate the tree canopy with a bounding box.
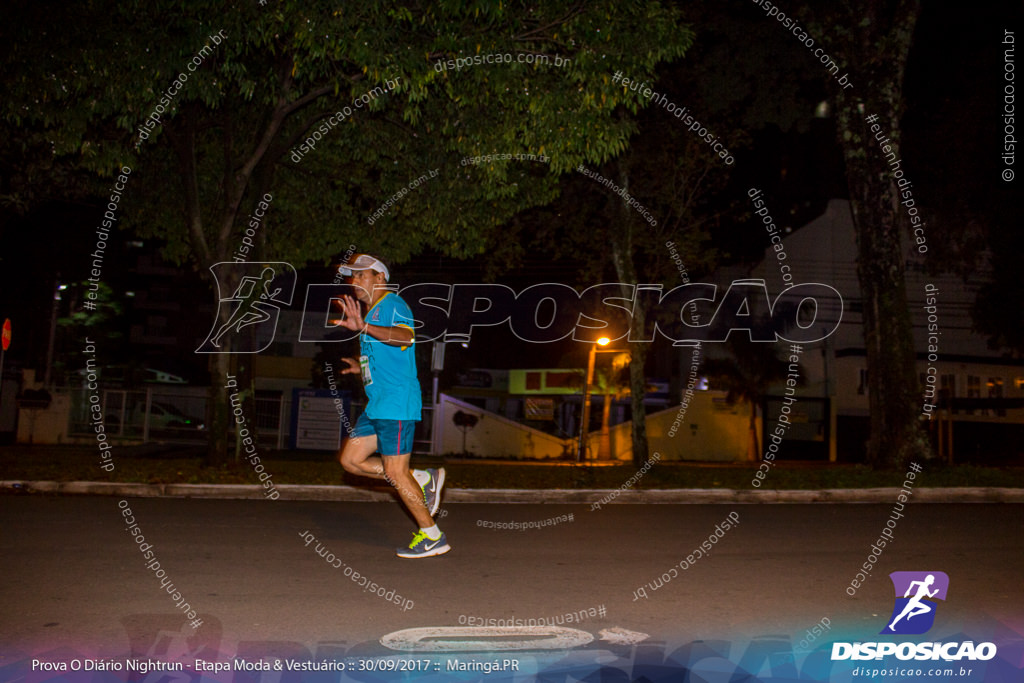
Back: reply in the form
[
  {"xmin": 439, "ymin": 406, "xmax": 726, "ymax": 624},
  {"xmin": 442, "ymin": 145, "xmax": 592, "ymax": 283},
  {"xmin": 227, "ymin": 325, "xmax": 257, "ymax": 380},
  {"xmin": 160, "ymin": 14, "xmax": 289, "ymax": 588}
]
[{"xmin": 4, "ymin": 0, "xmax": 693, "ymax": 271}]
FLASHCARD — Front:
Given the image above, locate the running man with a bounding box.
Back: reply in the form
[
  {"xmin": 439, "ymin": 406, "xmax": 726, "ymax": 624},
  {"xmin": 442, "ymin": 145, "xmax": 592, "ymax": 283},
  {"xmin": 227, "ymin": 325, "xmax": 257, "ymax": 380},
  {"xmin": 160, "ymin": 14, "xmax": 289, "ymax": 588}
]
[
  {"xmin": 334, "ymin": 254, "xmax": 448, "ymax": 558},
  {"xmin": 888, "ymin": 574, "xmax": 939, "ymax": 631}
]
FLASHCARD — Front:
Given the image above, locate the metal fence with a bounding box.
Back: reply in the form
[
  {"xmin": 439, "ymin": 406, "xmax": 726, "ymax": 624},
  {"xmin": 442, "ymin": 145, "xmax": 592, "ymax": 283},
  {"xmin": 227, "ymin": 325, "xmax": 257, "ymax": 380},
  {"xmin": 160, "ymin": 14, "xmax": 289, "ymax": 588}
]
[
  {"xmin": 66, "ymin": 387, "xmax": 440, "ymax": 453},
  {"xmin": 68, "ymin": 387, "xmax": 288, "ymax": 448}
]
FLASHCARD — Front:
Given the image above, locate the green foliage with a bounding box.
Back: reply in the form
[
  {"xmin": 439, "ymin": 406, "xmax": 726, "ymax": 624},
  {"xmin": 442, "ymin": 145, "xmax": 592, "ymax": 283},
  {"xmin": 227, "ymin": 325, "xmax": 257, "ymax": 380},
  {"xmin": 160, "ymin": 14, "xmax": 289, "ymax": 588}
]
[
  {"xmin": 3, "ymin": 0, "xmax": 694, "ymax": 272},
  {"xmin": 57, "ymin": 281, "xmax": 124, "ymax": 333},
  {"xmin": 702, "ymin": 337, "xmax": 795, "ymax": 406},
  {"xmin": 53, "ymin": 280, "xmax": 125, "ymax": 378}
]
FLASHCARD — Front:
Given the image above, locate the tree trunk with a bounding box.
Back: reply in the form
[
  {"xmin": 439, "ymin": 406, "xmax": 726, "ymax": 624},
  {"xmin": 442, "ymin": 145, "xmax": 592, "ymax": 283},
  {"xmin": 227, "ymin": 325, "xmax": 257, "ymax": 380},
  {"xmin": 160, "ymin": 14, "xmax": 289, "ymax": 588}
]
[
  {"xmin": 599, "ymin": 390, "xmax": 612, "ymax": 460},
  {"xmin": 627, "ymin": 341, "xmax": 650, "ymax": 468},
  {"xmin": 233, "ymin": 324, "xmax": 258, "ymax": 462},
  {"xmin": 844, "ymin": 160, "xmax": 929, "ymax": 469},
  {"xmin": 179, "ymin": 106, "xmax": 277, "ymax": 468},
  {"xmin": 205, "ymin": 352, "xmax": 232, "ymax": 467},
  {"xmin": 829, "ymin": 0, "xmax": 930, "ymax": 469},
  {"xmin": 749, "ymin": 401, "xmax": 760, "ymax": 462},
  {"xmin": 609, "ymin": 162, "xmax": 651, "ymax": 469}
]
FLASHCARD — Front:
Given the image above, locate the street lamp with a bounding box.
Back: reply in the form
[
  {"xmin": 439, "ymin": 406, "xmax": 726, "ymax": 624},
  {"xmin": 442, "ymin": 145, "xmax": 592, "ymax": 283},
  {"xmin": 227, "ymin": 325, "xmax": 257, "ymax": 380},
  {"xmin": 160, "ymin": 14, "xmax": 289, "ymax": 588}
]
[
  {"xmin": 577, "ymin": 336, "xmax": 614, "ymax": 462},
  {"xmin": 44, "ymin": 278, "xmax": 67, "ymax": 387}
]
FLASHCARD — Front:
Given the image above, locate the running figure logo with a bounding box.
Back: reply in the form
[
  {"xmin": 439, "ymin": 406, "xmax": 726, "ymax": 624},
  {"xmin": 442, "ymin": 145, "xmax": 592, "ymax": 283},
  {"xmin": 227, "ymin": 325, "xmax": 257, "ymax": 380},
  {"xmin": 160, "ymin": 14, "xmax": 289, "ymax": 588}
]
[
  {"xmin": 881, "ymin": 571, "xmax": 950, "ymax": 635},
  {"xmin": 197, "ymin": 262, "xmax": 296, "ymax": 353}
]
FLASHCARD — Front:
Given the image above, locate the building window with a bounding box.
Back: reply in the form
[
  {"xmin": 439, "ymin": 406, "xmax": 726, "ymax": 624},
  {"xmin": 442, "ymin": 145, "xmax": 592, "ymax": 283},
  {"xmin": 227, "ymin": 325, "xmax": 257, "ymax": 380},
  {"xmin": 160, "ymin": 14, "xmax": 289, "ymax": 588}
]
[
  {"xmin": 940, "ymin": 374, "xmax": 956, "ymax": 410},
  {"xmin": 919, "ymin": 372, "xmax": 940, "ymax": 406},
  {"xmin": 967, "ymin": 375, "xmax": 981, "ymax": 415}
]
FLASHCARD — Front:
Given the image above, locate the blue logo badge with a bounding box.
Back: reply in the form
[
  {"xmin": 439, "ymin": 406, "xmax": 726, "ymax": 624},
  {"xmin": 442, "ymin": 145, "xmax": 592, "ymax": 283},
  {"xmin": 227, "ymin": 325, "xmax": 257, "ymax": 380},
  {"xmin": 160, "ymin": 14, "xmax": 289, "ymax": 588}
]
[{"xmin": 881, "ymin": 571, "xmax": 949, "ymax": 635}]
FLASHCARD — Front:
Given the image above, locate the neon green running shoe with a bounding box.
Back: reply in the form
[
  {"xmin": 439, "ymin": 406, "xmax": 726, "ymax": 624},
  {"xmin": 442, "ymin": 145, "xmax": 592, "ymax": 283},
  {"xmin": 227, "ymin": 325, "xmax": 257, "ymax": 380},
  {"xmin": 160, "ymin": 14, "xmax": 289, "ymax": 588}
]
[{"xmin": 397, "ymin": 530, "xmax": 450, "ymax": 558}]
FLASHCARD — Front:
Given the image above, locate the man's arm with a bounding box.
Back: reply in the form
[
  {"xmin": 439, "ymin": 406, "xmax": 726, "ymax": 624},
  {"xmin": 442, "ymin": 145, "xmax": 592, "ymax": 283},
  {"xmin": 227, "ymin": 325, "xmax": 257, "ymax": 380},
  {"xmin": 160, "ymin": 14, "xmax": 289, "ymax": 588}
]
[
  {"xmin": 335, "ymin": 295, "xmax": 414, "ymax": 347},
  {"xmin": 361, "ymin": 323, "xmax": 414, "ymax": 347}
]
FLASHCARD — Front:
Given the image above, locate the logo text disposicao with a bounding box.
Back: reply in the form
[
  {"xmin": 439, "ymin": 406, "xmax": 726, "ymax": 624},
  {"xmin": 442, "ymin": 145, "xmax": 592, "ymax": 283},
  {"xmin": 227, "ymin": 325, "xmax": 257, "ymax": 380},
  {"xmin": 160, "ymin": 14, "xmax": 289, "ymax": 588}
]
[{"xmin": 831, "ymin": 641, "xmax": 996, "ymax": 662}]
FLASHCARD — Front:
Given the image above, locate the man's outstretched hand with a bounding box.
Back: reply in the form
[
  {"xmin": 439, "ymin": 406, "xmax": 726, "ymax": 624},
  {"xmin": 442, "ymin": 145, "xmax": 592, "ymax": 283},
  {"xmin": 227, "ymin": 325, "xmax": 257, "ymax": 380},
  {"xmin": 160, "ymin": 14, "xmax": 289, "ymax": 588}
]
[{"xmin": 333, "ymin": 295, "xmax": 365, "ymax": 332}]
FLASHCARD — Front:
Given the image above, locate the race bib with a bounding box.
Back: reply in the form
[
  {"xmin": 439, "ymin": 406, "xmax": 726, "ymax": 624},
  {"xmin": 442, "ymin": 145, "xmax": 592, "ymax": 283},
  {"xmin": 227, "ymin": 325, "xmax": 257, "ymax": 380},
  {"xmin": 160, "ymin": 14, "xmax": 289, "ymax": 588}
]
[{"xmin": 359, "ymin": 355, "xmax": 372, "ymax": 386}]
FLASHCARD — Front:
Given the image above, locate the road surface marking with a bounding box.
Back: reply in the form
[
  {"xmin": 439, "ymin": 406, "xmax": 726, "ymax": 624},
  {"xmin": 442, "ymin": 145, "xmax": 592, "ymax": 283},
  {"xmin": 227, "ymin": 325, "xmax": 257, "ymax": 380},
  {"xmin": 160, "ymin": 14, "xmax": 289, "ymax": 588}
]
[
  {"xmin": 598, "ymin": 627, "xmax": 650, "ymax": 645},
  {"xmin": 380, "ymin": 626, "xmax": 594, "ymax": 652}
]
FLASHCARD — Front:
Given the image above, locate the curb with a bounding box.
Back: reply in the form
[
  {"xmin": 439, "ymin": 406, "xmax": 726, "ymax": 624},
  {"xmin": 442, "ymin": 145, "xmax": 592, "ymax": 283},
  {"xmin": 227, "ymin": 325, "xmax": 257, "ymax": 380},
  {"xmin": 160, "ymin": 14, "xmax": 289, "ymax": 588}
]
[{"xmin": 2, "ymin": 481, "xmax": 1023, "ymax": 503}]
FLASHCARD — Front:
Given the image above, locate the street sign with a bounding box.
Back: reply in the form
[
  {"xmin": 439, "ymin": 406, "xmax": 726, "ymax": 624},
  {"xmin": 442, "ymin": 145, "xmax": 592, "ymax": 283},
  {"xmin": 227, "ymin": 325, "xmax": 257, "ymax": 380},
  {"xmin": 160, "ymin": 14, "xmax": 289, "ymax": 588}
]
[{"xmin": 290, "ymin": 388, "xmax": 351, "ymax": 450}]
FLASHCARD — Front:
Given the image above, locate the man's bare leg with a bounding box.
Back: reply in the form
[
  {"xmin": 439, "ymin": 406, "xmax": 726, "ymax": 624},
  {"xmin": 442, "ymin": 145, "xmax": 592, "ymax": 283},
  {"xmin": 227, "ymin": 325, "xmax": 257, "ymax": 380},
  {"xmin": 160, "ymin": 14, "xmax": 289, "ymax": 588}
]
[
  {"xmin": 339, "ymin": 438, "xmax": 433, "ymax": 526},
  {"xmin": 338, "ymin": 435, "xmax": 384, "ymax": 478},
  {"xmin": 383, "ymin": 453, "xmax": 434, "ymax": 529},
  {"xmin": 339, "ymin": 435, "xmax": 448, "ymax": 557}
]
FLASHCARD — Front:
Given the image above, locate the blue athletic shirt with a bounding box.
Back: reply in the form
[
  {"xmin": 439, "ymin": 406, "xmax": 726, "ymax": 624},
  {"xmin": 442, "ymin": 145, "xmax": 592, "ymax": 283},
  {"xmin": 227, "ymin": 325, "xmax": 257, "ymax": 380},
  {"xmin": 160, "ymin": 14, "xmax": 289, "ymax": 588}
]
[{"xmin": 359, "ymin": 291, "xmax": 422, "ymax": 420}]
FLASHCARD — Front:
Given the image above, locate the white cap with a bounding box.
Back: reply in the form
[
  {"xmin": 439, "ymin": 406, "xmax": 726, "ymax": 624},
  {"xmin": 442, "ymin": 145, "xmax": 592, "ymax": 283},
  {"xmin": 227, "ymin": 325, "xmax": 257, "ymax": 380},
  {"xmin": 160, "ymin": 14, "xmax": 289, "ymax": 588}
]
[{"xmin": 337, "ymin": 253, "xmax": 390, "ymax": 281}]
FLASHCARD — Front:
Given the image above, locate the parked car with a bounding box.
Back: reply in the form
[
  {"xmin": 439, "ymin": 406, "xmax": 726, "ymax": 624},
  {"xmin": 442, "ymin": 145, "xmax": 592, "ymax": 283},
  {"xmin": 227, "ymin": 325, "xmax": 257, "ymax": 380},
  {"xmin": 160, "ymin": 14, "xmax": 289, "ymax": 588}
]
[
  {"xmin": 147, "ymin": 401, "xmax": 205, "ymax": 432},
  {"xmin": 76, "ymin": 365, "xmax": 188, "ymax": 386}
]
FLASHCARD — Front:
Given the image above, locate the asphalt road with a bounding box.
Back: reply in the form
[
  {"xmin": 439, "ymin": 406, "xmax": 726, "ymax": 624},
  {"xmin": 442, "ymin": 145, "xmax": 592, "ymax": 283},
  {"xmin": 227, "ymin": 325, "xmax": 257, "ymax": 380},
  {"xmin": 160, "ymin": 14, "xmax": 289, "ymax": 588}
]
[{"xmin": 2, "ymin": 495, "xmax": 1021, "ymax": 670}]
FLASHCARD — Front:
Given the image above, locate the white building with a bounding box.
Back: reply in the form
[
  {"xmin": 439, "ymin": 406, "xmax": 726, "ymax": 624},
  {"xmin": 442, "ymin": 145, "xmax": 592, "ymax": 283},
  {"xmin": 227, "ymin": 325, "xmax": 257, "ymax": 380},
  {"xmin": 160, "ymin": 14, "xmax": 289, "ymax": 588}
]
[{"xmin": 748, "ymin": 199, "xmax": 1023, "ymax": 461}]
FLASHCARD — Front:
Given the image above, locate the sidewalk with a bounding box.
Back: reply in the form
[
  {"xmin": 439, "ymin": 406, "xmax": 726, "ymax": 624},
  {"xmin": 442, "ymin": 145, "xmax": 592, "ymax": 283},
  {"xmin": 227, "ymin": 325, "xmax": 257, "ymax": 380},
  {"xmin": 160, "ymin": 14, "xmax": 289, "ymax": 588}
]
[{"xmin": 3, "ymin": 480, "xmax": 1023, "ymax": 503}]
